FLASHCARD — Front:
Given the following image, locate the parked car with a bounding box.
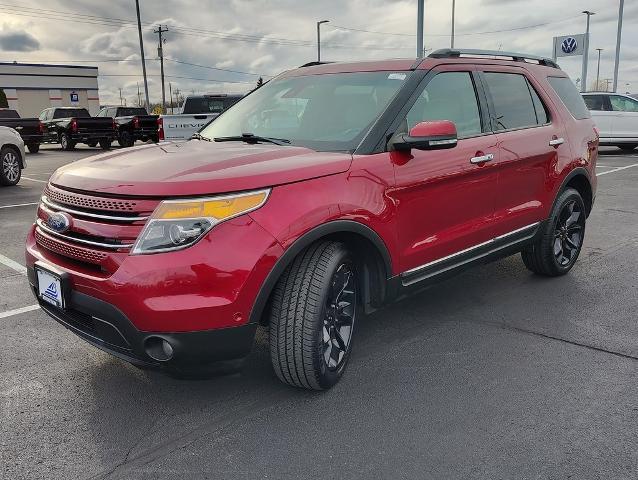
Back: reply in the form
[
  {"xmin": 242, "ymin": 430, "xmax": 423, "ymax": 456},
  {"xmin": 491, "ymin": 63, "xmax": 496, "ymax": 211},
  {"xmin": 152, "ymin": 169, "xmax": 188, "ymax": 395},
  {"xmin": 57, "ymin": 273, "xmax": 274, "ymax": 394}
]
[
  {"xmin": 0, "ymin": 109, "xmax": 44, "ymax": 153},
  {"xmin": 97, "ymin": 106, "xmax": 159, "ymax": 147},
  {"xmin": 582, "ymin": 92, "xmax": 638, "ymax": 151},
  {"xmin": 26, "ymin": 49, "xmax": 598, "ymax": 390},
  {"xmin": 158, "ymin": 94, "xmax": 243, "ymax": 141},
  {"xmin": 39, "ymin": 107, "xmax": 115, "ymax": 151},
  {"xmin": 0, "ymin": 126, "xmax": 26, "ymax": 186}
]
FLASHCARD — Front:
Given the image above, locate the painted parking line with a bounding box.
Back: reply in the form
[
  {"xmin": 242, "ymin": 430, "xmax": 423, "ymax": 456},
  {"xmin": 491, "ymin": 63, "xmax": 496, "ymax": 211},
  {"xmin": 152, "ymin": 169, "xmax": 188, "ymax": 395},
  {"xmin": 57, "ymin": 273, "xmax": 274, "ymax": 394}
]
[
  {"xmin": 0, "ymin": 305, "xmax": 40, "ymax": 319},
  {"xmin": 596, "ymin": 163, "xmax": 638, "ymax": 176},
  {"xmin": 21, "ymin": 176, "xmax": 48, "ymax": 183},
  {"xmin": 0, "ymin": 253, "xmax": 27, "ymax": 275},
  {"xmin": 0, "ymin": 202, "xmax": 39, "ymax": 209}
]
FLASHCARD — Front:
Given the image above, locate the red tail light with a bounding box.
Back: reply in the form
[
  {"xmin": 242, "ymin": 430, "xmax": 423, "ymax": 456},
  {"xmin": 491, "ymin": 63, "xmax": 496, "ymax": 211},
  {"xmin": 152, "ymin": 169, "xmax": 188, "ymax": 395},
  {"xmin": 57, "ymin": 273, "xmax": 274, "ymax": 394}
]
[
  {"xmin": 157, "ymin": 117, "xmax": 164, "ymax": 141},
  {"xmin": 112, "ymin": 118, "xmax": 117, "ymax": 131},
  {"xmin": 70, "ymin": 119, "xmax": 78, "ymax": 133},
  {"xmin": 133, "ymin": 116, "xmax": 140, "ymax": 129},
  {"xmin": 38, "ymin": 121, "xmax": 45, "ymax": 134}
]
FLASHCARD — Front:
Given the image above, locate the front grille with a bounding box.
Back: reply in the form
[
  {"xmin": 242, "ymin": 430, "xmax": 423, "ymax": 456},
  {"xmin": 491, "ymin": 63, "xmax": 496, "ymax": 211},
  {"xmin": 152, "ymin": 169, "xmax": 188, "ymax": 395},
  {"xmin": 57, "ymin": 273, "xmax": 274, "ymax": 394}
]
[
  {"xmin": 35, "ymin": 229, "xmax": 108, "ymax": 265},
  {"xmin": 45, "ymin": 186, "xmax": 137, "ymax": 212}
]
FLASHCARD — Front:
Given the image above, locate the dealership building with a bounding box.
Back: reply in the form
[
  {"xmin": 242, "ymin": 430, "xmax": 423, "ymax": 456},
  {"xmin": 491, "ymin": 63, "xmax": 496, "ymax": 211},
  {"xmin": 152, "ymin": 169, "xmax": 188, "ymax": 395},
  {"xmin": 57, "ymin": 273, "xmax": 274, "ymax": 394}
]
[{"xmin": 0, "ymin": 62, "xmax": 100, "ymax": 117}]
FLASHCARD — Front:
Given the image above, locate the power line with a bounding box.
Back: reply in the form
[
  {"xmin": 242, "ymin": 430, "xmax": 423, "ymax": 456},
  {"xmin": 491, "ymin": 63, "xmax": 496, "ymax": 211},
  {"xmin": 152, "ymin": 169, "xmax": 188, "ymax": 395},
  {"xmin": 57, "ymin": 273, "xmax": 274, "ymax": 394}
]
[{"xmin": 164, "ymin": 58, "xmax": 270, "ymax": 77}]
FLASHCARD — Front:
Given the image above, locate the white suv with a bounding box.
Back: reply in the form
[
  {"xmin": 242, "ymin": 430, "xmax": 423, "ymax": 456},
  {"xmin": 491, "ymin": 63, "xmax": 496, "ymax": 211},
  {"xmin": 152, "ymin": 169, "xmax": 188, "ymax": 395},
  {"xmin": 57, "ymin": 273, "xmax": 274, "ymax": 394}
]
[
  {"xmin": 1, "ymin": 126, "xmax": 26, "ymax": 186},
  {"xmin": 582, "ymin": 92, "xmax": 638, "ymax": 152}
]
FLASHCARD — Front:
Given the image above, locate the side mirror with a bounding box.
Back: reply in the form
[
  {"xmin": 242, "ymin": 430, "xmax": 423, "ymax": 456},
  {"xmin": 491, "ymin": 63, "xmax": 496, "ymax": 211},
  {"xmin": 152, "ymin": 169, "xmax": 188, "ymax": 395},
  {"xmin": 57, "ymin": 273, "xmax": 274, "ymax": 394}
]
[{"xmin": 389, "ymin": 120, "xmax": 458, "ymax": 151}]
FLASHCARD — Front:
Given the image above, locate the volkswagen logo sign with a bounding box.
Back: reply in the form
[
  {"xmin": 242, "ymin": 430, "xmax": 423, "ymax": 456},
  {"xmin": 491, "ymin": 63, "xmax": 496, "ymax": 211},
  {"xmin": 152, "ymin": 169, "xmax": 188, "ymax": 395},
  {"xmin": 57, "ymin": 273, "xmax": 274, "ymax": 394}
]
[
  {"xmin": 561, "ymin": 37, "xmax": 578, "ymax": 54},
  {"xmin": 47, "ymin": 212, "xmax": 72, "ymax": 233}
]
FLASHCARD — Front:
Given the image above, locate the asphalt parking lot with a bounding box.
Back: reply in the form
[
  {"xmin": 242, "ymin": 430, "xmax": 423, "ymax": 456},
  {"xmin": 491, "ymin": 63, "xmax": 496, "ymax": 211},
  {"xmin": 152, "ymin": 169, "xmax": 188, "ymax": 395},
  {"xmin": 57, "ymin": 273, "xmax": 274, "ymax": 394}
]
[{"xmin": 1, "ymin": 145, "xmax": 637, "ymax": 479}]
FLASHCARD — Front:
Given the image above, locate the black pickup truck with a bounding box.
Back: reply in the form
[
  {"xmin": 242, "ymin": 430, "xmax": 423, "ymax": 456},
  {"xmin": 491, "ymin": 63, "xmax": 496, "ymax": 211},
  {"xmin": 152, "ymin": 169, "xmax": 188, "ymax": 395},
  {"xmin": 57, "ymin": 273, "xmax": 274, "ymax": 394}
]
[
  {"xmin": 98, "ymin": 106, "xmax": 159, "ymax": 147},
  {"xmin": 0, "ymin": 109, "xmax": 43, "ymax": 153},
  {"xmin": 39, "ymin": 107, "xmax": 115, "ymax": 151}
]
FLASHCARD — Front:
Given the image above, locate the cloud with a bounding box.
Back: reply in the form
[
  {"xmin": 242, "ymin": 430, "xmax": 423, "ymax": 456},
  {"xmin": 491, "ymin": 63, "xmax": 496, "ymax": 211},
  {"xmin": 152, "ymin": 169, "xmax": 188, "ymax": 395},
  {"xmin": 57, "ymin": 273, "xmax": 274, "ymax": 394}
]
[{"xmin": 0, "ymin": 27, "xmax": 40, "ymax": 52}]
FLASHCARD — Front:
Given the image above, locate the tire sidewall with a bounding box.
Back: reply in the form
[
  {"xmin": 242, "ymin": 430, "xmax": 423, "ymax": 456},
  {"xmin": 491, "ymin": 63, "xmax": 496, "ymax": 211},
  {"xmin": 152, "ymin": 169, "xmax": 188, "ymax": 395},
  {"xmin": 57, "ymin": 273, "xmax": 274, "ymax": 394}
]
[
  {"xmin": 547, "ymin": 188, "xmax": 586, "ymax": 274},
  {"xmin": 1, "ymin": 147, "xmax": 21, "ymax": 186},
  {"xmin": 311, "ymin": 247, "xmax": 358, "ymax": 389}
]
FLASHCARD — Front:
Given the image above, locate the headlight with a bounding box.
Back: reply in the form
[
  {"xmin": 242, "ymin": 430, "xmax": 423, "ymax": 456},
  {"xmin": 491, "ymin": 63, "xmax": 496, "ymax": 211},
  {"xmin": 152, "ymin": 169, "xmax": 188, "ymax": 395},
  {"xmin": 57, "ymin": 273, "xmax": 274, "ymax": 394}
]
[{"xmin": 131, "ymin": 189, "xmax": 270, "ymax": 255}]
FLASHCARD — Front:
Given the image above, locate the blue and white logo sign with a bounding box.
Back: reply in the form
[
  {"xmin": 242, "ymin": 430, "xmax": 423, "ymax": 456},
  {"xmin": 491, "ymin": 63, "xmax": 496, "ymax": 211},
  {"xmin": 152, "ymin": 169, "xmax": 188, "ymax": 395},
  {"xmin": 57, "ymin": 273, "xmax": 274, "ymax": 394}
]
[
  {"xmin": 44, "ymin": 282, "xmax": 58, "ymax": 300},
  {"xmin": 70, "ymin": 92, "xmax": 79, "ymax": 103},
  {"xmin": 554, "ymin": 34, "xmax": 585, "ymax": 57},
  {"xmin": 561, "ymin": 37, "xmax": 578, "ymax": 54}
]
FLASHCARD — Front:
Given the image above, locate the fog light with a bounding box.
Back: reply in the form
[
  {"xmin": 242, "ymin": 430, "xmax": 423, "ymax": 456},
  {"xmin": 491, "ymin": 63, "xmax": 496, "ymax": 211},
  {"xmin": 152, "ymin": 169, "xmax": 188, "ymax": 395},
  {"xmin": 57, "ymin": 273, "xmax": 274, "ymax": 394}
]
[{"xmin": 144, "ymin": 336, "xmax": 174, "ymax": 362}]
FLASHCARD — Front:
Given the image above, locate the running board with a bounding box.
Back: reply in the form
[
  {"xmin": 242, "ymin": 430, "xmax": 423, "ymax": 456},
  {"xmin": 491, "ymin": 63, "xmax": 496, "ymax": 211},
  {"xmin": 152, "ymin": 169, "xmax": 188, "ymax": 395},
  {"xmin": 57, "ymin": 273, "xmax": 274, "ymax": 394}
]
[{"xmin": 401, "ymin": 223, "xmax": 540, "ymax": 287}]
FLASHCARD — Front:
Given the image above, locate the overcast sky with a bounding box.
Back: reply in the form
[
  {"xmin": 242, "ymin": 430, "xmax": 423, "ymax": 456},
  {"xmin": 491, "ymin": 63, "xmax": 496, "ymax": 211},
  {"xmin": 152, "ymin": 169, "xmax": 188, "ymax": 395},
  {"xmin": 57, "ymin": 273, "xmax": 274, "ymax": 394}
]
[{"xmin": 1, "ymin": 0, "xmax": 635, "ymax": 106}]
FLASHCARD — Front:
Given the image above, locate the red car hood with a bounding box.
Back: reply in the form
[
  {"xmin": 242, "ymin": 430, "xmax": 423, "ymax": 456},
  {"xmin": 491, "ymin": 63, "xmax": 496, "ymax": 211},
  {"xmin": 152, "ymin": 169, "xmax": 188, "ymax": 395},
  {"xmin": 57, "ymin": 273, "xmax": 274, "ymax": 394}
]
[{"xmin": 49, "ymin": 141, "xmax": 352, "ymax": 197}]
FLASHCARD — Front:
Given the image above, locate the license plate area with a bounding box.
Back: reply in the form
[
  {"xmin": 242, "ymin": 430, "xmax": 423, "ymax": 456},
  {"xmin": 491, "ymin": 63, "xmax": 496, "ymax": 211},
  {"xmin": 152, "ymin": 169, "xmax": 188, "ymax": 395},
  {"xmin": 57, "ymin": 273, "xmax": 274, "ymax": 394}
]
[{"xmin": 35, "ymin": 262, "xmax": 68, "ymax": 309}]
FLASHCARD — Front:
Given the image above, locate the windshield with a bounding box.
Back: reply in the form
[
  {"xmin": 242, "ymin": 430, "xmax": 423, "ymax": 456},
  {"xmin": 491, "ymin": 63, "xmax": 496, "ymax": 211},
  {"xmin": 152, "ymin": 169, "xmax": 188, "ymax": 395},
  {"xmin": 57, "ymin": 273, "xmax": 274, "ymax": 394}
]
[
  {"xmin": 0, "ymin": 109, "xmax": 19, "ymax": 118},
  {"xmin": 200, "ymin": 71, "xmax": 409, "ymax": 152}
]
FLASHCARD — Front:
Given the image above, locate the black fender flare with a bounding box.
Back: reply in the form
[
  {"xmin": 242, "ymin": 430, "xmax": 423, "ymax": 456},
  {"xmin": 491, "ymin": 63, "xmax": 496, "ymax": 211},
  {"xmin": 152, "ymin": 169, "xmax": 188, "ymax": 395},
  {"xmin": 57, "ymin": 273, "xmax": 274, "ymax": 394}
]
[
  {"xmin": 248, "ymin": 220, "xmax": 393, "ymax": 324},
  {"xmin": 552, "ymin": 167, "xmax": 594, "ymax": 215}
]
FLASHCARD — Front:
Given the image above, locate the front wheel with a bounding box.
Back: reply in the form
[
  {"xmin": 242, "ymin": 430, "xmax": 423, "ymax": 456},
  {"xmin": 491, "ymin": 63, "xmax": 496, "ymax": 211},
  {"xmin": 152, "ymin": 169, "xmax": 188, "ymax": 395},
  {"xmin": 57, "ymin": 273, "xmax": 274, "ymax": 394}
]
[
  {"xmin": 99, "ymin": 139, "xmax": 112, "ymax": 150},
  {"xmin": 521, "ymin": 188, "xmax": 586, "ymax": 276},
  {"xmin": 27, "ymin": 143, "xmax": 40, "ymax": 154},
  {"xmin": 1, "ymin": 147, "xmax": 22, "ymax": 186},
  {"xmin": 117, "ymin": 131, "xmax": 134, "ymax": 148},
  {"xmin": 269, "ymin": 241, "xmax": 357, "ymax": 390},
  {"xmin": 60, "ymin": 133, "xmax": 75, "ymax": 151}
]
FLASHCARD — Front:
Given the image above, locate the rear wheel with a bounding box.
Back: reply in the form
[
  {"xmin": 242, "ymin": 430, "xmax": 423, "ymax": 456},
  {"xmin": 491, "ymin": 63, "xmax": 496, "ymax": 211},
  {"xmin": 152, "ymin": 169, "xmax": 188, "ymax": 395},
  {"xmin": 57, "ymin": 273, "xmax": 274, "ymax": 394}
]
[
  {"xmin": 269, "ymin": 241, "xmax": 357, "ymax": 390},
  {"xmin": 118, "ymin": 130, "xmax": 134, "ymax": 148},
  {"xmin": 521, "ymin": 188, "xmax": 586, "ymax": 276},
  {"xmin": 1, "ymin": 146, "xmax": 22, "ymax": 186},
  {"xmin": 86, "ymin": 140, "xmax": 98, "ymax": 148},
  {"xmin": 27, "ymin": 143, "xmax": 40, "ymax": 154},
  {"xmin": 618, "ymin": 144, "xmax": 637, "ymax": 152},
  {"xmin": 99, "ymin": 139, "xmax": 112, "ymax": 150},
  {"xmin": 60, "ymin": 133, "xmax": 75, "ymax": 151}
]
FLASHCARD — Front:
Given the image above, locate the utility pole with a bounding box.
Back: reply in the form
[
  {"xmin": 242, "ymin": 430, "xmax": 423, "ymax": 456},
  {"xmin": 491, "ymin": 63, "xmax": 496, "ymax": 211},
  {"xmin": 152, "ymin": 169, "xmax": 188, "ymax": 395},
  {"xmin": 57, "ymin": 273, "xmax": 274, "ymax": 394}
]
[
  {"xmin": 612, "ymin": 0, "xmax": 624, "ymax": 93},
  {"xmin": 135, "ymin": 0, "xmax": 150, "ymax": 110},
  {"xmin": 137, "ymin": 82, "xmax": 141, "ymax": 107},
  {"xmin": 169, "ymin": 82, "xmax": 173, "ymax": 114},
  {"xmin": 119, "ymin": 87, "xmax": 123, "ymax": 106},
  {"xmin": 595, "ymin": 48, "xmax": 603, "ymax": 91},
  {"xmin": 451, "ymin": 0, "xmax": 456, "ymax": 49},
  {"xmin": 317, "ymin": 20, "xmax": 329, "ymax": 62},
  {"xmin": 581, "ymin": 11, "xmax": 594, "ymax": 93},
  {"xmin": 154, "ymin": 24, "xmax": 169, "ymax": 113},
  {"xmin": 417, "ymin": 0, "xmax": 424, "ymax": 57}
]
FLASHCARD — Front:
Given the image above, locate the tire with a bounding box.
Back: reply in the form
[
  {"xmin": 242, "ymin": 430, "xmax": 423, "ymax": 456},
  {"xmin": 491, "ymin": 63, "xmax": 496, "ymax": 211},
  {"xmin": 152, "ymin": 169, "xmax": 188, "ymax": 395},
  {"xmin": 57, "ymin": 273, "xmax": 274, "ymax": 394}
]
[
  {"xmin": 269, "ymin": 241, "xmax": 358, "ymax": 390},
  {"xmin": 150, "ymin": 135, "xmax": 159, "ymax": 143},
  {"xmin": 1, "ymin": 146, "xmax": 22, "ymax": 186},
  {"xmin": 60, "ymin": 133, "xmax": 75, "ymax": 151},
  {"xmin": 27, "ymin": 143, "xmax": 40, "ymax": 154},
  {"xmin": 618, "ymin": 144, "xmax": 637, "ymax": 152},
  {"xmin": 86, "ymin": 141, "xmax": 98, "ymax": 148},
  {"xmin": 117, "ymin": 131, "xmax": 134, "ymax": 148},
  {"xmin": 99, "ymin": 139, "xmax": 112, "ymax": 150},
  {"xmin": 521, "ymin": 188, "xmax": 586, "ymax": 276}
]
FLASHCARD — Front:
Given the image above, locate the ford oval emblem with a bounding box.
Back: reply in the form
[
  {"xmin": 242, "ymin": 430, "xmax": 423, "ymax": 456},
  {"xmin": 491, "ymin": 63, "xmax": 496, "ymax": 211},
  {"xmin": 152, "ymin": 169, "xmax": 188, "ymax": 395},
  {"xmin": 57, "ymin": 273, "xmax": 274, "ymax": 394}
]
[{"xmin": 47, "ymin": 212, "xmax": 72, "ymax": 233}]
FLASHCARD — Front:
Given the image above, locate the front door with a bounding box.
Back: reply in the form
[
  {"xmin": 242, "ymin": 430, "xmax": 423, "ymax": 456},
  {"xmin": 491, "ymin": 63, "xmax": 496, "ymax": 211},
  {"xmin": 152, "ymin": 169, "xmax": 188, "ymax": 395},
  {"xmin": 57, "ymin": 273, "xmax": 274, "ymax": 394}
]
[{"xmin": 389, "ymin": 67, "xmax": 500, "ymax": 281}]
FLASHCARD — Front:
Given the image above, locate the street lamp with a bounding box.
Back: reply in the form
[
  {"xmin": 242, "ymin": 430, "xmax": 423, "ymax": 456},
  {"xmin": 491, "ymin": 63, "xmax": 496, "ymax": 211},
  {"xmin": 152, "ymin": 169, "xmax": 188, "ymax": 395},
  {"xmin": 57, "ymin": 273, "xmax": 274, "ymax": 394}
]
[
  {"xmin": 317, "ymin": 20, "xmax": 329, "ymax": 63},
  {"xmin": 596, "ymin": 48, "xmax": 603, "ymax": 91},
  {"xmin": 581, "ymin": 10, "xmax": 595, "ymax": 93}
]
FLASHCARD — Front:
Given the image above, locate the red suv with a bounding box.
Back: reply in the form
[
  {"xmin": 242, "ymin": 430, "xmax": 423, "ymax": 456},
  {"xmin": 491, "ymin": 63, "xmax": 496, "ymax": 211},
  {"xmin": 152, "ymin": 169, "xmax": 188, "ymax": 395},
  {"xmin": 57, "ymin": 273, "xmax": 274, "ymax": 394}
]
[{"xmin": 26, "ymin": 49, "xmax": 598, "ymax": 390}]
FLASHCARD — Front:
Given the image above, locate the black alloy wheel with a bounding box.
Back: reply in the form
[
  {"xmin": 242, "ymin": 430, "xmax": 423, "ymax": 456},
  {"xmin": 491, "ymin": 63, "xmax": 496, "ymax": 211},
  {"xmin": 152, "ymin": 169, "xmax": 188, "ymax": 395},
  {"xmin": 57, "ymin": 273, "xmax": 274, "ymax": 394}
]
[
  {"xmin": 553, "ymin": 199, "xmax": 585, "ymax": 268},
  {"xmin": 322, "ymin": 262, "xmax": 356, "ymax": 372}
]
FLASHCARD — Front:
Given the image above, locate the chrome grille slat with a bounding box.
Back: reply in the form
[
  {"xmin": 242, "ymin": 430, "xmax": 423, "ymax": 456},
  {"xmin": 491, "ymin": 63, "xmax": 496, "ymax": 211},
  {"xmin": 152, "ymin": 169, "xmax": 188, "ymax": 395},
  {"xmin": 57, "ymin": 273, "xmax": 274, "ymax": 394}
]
[
  {"xmin": 36, "ymin": 219, "xmax": 134, "ymax": 250},
  {"xmin": 42, "ymin": 196, "xmax": 149, "ymax": 222}
]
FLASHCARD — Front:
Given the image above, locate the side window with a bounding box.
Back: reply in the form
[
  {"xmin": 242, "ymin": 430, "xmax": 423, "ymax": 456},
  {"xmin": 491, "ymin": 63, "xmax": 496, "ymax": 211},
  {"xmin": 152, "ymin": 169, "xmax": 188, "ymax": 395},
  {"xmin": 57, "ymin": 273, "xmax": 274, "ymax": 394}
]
[
  {"xmin": 483, "ymin": 72, "xmax": 538, "ymax": 130},
  {"xmin": 547, "ymin": 77, "xmax": 590, "ymax": 119},
  {"xmin": 38, "ymin": 110, "xmax": 48, "ymax": 121},
  {"xmin": 97, "ymin": 109, "xmax": 105, "ymax": 117},
  {"xmin": 404, "ymin": 71, "xmax": 482, "ymax": 138},
  {"xmin": 583, "ymin": 95, "xmax": 606, "ymax": 111},
  {"xmin": 610, "ymin": 96, "xmax": 638, "ymax": 113},
  {"xmin": 529, "ymin": 85, "xmax": 549, "ymax": 124}
]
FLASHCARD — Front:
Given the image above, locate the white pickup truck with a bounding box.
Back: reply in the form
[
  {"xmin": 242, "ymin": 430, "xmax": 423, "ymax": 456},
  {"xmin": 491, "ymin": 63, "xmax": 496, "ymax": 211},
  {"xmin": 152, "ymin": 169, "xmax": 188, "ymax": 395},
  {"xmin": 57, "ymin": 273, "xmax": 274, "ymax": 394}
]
[{"xmin": 158, "ymin": 94, "xmax": 243, "ymax": 141}]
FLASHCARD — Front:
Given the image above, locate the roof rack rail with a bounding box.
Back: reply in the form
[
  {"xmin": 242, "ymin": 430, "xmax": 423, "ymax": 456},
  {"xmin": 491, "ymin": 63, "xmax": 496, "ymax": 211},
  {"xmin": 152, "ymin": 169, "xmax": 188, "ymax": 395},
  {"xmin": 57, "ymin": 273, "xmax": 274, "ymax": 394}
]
[
  {"xmin": 428, "ymin": 49, "xmax": 559, "ymax": 69},
  {"xmin": 299, "ymin": 61, "xmax": 334, "ymax": 68}
]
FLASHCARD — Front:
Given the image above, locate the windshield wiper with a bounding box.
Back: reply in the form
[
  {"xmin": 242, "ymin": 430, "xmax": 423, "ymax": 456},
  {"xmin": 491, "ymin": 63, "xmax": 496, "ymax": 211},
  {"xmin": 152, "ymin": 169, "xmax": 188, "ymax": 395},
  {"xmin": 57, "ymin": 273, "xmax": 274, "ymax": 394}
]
[
  {"xmin": 191, "ymin": 132, "xmax": 211, "ymax": 141},
  {"xmin": 213, "ymin": 133, "xmax": 290, "ymax": 146}
]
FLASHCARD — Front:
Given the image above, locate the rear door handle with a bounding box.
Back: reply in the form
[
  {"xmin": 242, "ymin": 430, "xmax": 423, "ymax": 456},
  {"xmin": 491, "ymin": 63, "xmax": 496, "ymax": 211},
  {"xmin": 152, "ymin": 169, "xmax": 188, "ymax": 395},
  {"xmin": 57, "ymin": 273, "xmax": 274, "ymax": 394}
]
[
  {"xmin": 470, "ymin": 153, "xmax": 494, "ymax": 164},
  {"xmin": 549, "ymin": 137, "xmax": 565, "ymax": 147}
]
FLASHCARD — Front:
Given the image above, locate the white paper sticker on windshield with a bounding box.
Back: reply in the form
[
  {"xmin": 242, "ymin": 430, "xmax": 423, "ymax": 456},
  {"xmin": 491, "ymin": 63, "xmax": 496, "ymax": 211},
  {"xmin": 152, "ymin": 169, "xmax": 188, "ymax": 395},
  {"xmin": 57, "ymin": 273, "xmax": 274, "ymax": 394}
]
[{"xmin": 388, "ymin": 73, "xmax": 407, "ymax": 80}]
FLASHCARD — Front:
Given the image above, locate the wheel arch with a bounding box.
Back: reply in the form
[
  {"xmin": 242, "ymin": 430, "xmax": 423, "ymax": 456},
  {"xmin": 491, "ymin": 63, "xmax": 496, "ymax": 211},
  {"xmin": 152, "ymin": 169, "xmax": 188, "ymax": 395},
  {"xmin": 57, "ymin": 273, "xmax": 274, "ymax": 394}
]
[
  {"xmin": 249, "ymin": 220, "xmax": 393, "ymax": 325},
  {"xmin": 556, "ymin": 167, "xmax": 593, "ymax": 217}
]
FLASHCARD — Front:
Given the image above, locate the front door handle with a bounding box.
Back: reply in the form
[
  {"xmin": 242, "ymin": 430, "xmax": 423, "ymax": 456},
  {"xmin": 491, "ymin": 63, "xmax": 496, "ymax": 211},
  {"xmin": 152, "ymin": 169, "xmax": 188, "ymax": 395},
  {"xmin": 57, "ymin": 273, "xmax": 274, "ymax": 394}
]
[
  {"xmin": 549, "ymin": 137, "xmax": 565, "ymax": 147},
  {"xmin": 470, "ymin": 153, "xmax": 494, "ymax": 164}
]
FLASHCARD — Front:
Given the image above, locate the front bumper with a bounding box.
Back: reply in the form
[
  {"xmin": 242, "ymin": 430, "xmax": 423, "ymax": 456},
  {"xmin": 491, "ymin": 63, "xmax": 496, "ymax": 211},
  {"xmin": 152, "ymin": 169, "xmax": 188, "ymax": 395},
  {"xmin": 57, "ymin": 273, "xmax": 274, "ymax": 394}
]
[{"xmin": 27, "ymin": 269, "xmax": 257, "ymax": 368}]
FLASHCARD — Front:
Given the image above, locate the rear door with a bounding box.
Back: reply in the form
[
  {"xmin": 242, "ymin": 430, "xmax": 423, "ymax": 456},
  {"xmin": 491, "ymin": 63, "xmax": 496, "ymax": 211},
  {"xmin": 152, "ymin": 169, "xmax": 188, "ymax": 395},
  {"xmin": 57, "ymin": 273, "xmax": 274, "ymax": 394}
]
[
  {"xmin": 480, "ymin": 67, "xmax": 570, "ymax": 235},
  {"xmin": 582, "ymin": 94, "xmax": 614, "ymax": 140},
  {"xmin": 390, "ymin": 66, "xmax": 500, "ymax": 278},
  {"xmin": 608, "ymin": 95, "xmax": 638, "ymax": 143}
]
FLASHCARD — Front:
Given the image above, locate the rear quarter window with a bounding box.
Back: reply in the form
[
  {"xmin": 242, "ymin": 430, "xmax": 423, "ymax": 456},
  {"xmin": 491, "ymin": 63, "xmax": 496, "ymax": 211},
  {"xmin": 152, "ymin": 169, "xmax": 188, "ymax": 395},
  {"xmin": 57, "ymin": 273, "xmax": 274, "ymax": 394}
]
[{"xmin": 547, "ymin": 77, "xmax": 590, "ymax": 120}]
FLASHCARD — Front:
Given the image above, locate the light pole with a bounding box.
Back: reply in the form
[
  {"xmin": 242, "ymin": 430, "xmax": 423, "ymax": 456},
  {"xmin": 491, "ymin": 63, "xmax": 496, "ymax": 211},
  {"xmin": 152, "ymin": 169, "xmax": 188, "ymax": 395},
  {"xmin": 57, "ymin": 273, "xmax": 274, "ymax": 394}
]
[
  {"xmin": 317, "ymin": 20, "xmax": 329, "ymax": 62},
  {"xmin": 451, "ymin": 0, "xmax": 456, "ymax": 49},
  {"xmin": 581, "ymin": 10, "xmax": 594, "ymax": 93},
  {"xmin": 135, "ymin": 0, "xmax": 150, "ymax": 111},
  {"xmin": 595, "ymin": 48, "xmax": 603, "ymax": 91},
  {"xmin": 612, "ymin": 0, "xmax": 624, "ymax": 92},
  {"xmin": 417, "ymin": 0, "xmax": 424, "ymax": 57}
]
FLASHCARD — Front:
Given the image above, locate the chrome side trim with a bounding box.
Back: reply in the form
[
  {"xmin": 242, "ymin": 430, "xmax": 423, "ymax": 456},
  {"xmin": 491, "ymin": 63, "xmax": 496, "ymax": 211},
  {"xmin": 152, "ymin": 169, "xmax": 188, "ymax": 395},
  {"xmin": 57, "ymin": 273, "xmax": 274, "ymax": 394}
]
[
  {"xmin": 36, "ymin": 219, "xmax": 134, "ymax": 250},
  {"xmin": 402, "ymin": 222, "xmax": 540, "ymax": 278},
  {"xmin": 41, "ymin": 196, "xmax": 149, "ymax": 222}
]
